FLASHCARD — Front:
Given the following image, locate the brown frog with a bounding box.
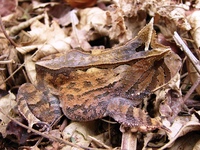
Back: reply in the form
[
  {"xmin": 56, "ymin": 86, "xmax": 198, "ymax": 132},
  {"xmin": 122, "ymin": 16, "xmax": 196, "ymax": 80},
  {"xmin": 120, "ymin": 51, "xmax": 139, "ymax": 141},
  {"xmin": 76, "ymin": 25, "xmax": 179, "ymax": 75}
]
[{"xmin": 17, "ymin": 23, "xmax": 182, "ymax": 132}]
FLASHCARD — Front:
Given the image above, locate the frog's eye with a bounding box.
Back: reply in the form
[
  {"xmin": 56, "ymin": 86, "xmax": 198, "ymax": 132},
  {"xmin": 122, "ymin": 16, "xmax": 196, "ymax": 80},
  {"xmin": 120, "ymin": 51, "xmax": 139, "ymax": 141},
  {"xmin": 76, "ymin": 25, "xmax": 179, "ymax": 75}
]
[{"xmin": 160, "ymin": 100, "xmax": 165, "ymax": 105}]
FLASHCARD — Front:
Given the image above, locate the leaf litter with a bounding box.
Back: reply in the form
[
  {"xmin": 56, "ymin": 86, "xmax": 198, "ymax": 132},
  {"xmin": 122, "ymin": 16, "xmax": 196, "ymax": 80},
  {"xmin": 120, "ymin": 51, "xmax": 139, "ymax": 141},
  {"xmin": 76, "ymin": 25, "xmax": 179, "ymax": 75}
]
[{"xmin": 0, "ymin": 0, "xmax": 200, "ymax": 149}]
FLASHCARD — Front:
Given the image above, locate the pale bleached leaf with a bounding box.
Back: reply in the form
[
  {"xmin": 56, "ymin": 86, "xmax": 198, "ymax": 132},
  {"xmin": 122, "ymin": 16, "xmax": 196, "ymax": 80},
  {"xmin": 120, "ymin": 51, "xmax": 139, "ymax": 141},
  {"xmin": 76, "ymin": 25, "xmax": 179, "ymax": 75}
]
[
  {"xmin": 62, "ymin": 121, "xmax": 97, "ymax": 149},
  {"xmin": 0, "ymin": 92, "xmax": 16, "ymax": 137},
  {"xmin": 16, "ymin": 20, "xmax": 71, "ymax": 61},
  {"xmin": 187, "ymin": 10, "xmax": 200, "ymax": 48}
]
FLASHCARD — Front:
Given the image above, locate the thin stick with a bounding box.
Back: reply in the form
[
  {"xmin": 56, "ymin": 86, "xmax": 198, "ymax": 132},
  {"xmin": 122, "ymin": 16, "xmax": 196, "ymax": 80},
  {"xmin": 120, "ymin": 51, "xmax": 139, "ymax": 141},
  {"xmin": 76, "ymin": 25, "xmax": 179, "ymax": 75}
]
[
  {"xmin": 0, "ymin": 46, "xmax": 38, "ymax": 86},
  {"xmin": 0, "ymin": 63, "xmax": 24, "ymax": 86},
  {"xmin": 88, "ymin": 135, "xmax": 111, "ymax": 149},
  {"xmin": 9, "ymin": 14, "xmax": 45, "ymax": 35},
  {"xmin": 34, "ymin": 115, "xmax": 63, "ymax": 148},
  {"xmin": 0, "ymin": 54, "xmax": 8, "ymax": 60},
  {"xmin": 173, "ymin": 32, "xmax": 200, "ymax": 101},
  {"xmin": 0, "ymin": 108, "xmax": 90, "ymax": 150},
  {"xmin": 173, "ymin": 32, "xmax": 200, "ymax": 75},
  {"xmin": 0, "ymin": 60, "xmax": 14, "ymax": 64},
  {"xmin": 183, "ymin": 77, "xmax": 200, "ymax": 102},
  {"xmin": 0, "ymin": 15, "xmax": 18, "ymax": 47},
  {"xmin": 121, "ymin": 130, "xmax": 137, "ymax": 150}
]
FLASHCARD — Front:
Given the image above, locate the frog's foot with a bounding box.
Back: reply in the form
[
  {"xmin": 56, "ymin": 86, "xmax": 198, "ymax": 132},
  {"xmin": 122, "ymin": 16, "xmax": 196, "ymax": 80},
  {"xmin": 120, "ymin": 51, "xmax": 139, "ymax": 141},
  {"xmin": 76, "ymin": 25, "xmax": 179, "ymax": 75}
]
[{"xmin": 106, "ymin": 97, "xmax": 163, "ymax": 132}]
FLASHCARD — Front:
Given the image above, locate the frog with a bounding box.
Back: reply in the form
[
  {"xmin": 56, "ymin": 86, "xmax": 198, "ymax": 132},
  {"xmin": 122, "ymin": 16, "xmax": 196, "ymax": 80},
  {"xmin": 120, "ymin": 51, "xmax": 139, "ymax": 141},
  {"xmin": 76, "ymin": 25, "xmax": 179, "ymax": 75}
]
[{"xmin": 17, "ymin": 22, "xmax": 182, "ymax": 132}]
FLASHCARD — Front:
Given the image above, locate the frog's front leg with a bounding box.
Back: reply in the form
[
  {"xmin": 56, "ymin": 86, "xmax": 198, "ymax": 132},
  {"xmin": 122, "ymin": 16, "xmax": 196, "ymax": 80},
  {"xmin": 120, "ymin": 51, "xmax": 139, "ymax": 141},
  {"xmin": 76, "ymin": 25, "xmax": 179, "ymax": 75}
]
[{"xmin": 17, "ymin": 83, "xmax": 62, "ymax": 130}]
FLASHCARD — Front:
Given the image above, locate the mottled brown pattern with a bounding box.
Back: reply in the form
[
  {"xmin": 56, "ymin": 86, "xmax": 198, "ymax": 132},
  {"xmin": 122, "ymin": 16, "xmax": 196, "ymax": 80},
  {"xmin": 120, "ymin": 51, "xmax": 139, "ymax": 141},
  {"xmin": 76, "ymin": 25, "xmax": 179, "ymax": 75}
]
[
  {"xmin": 55, "ymin": 52, "xmax": 181, "ymax": 131},
  {"xmin": 17, "ymin": 83, "xmax": 62, "ymax": 128},
  {"xmin": 17, "ymin": 23, "xmax": 182, "ymax": 132}
]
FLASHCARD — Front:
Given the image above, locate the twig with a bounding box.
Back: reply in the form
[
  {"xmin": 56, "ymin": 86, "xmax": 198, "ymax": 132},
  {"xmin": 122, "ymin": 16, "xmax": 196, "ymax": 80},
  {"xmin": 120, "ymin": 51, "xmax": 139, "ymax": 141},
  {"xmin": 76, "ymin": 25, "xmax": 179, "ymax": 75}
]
[
  {"xmin": 88, "ymin": 135, "xmax": 111, "ymax": 149},
  {"xmin": 183, "ymin": 77, "xmax": 200, "ymax": 102},
  {"xmin": 173, "ymin": 32, "xmax": 200, "ymax": 101},
  {"xmin": 101, "ymin": 118, "xmax": 117, "ymax": 124},
  {"xmin": 0, "ymin": 108, "xmax": 90, "ymax": 150},
  {"xmin": 34, "ymin": 115, "xmax": 63, "ymax": 148},
  {"xmin": 0, "ymin": 63, "xmax": 24, "ymax": 86},
  {"xmin": 0, "ymin": 15, "xmax": 18, "ymax": 47},
  {"xmin": 173, "ymin": 32, "xmax": 200, "ymax": 75},
  {"xmin": 121, "ymin": 130, "xmax": 137, "ymax": 150},
  {"xmin": 0, "ymin": 46, "xmax": 38, "ymax": 86},
  {"xmin": 0, "ymin": 60, "xmax": 14, "ymax": 64},
  {"xmin": 9, "ymin": 14, "xmax": 45, "ymax": 35},
  {"xmin": 0, "ymin": 54, "xmax": 8, "ymax": 60}
]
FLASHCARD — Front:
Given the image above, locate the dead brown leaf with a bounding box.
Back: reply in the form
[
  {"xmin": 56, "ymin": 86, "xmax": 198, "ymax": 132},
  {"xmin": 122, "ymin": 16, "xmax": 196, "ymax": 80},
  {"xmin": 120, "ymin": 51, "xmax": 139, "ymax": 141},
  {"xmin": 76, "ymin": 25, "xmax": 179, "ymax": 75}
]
[
  {"xmin": 187, "ymin": 60, "xmax": 200, "ymax": 95},
  {"xmin": 0, "ymin": 0, "xmax": 17, "ymax": 17}
]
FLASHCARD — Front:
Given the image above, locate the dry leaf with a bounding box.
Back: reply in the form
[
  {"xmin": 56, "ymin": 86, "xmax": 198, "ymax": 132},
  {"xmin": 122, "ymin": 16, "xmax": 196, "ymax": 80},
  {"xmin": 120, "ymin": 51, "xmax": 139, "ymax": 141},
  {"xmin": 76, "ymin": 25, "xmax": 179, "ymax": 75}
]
[
  {"xmin": 113, "ymin": 0, "xmax": 145, "ymax": 17},
  {"xmin": 7, "ymin": 47, "xmax": 26, "ymax": 86},
  {"xmin": 78, "ymin": 7, "xmax": 107, "ymax": 41},
  {"xmin": 0, "ymin": 91, "xmax": 16, "ymax": 137},
  {"xmin": 106, "ymin": 5, "xmax": 129, "ymax": 43},
  {"xmin": 193, "ymin": 139, "xmax": 200, "ymax": 150},
  {"xmin": 163, "ymin": 121, "xmax": 200, "ymax": 149},
  {"xmin": 65, "ymin": 0, "xmax": 97, "ymax": 8},
  {"xmin": 0, "ymin": 33, "xmax": 10, "ymax": 90},
  {"xmin": 187, "ymin": 60, "xmax": 200, "ymax": 95},
  {"xmin": 16, "ymin": 20, "xmax": 71, "ymax": 61},
  {"xmin": 6, "ymin": 118, "xmax": 33, "ymax": 145},
  {"xmin": 2, "ymin": 0, "xmax": 200, "ymax": 149},
  {"xmin": 0, "ymin": 0, "xmax": 17, "ymax": 17},
  {"xmin": 195, "ymin": 0, "xmax": 200, "ymax": 8},
  {"xmin": 160, "ymin": 111, "xmax": 200, "ymax": 149},
  {"xmin": 167, "ymin": 132, "xmax": 200, "ymax": 150},
  {"xmin": 0, "ymin": 71, "xmax": 6, "ymax": 90},
  {"xmin": 68, "ymin": 10, "xmax": 92, "ymax": 50},
  {"xmin": 187, "ymin": 10, "xmax": 200, "ymax": 48},
  {"xmin": 157, "ymin": 5, "xmax": 191, "ymax": 31},
  {"xmin": 24, "ymin": 54, "xmax": 37, "ymax": 85},
  {"xmin": 62, "ymin": 121, "xmax": 97, "ymax": 149}
]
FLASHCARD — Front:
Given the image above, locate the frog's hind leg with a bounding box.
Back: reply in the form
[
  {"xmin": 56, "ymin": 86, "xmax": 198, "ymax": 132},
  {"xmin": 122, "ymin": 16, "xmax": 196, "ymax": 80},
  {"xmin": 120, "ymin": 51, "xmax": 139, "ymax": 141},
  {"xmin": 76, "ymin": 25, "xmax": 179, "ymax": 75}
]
[
  {"xmin": 106, "ymin": 97, "xmax": 162, "ymax": 132},
  {"xmin": 60, "ymin": 95, "xmax": 163, "ymax": 132}
]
